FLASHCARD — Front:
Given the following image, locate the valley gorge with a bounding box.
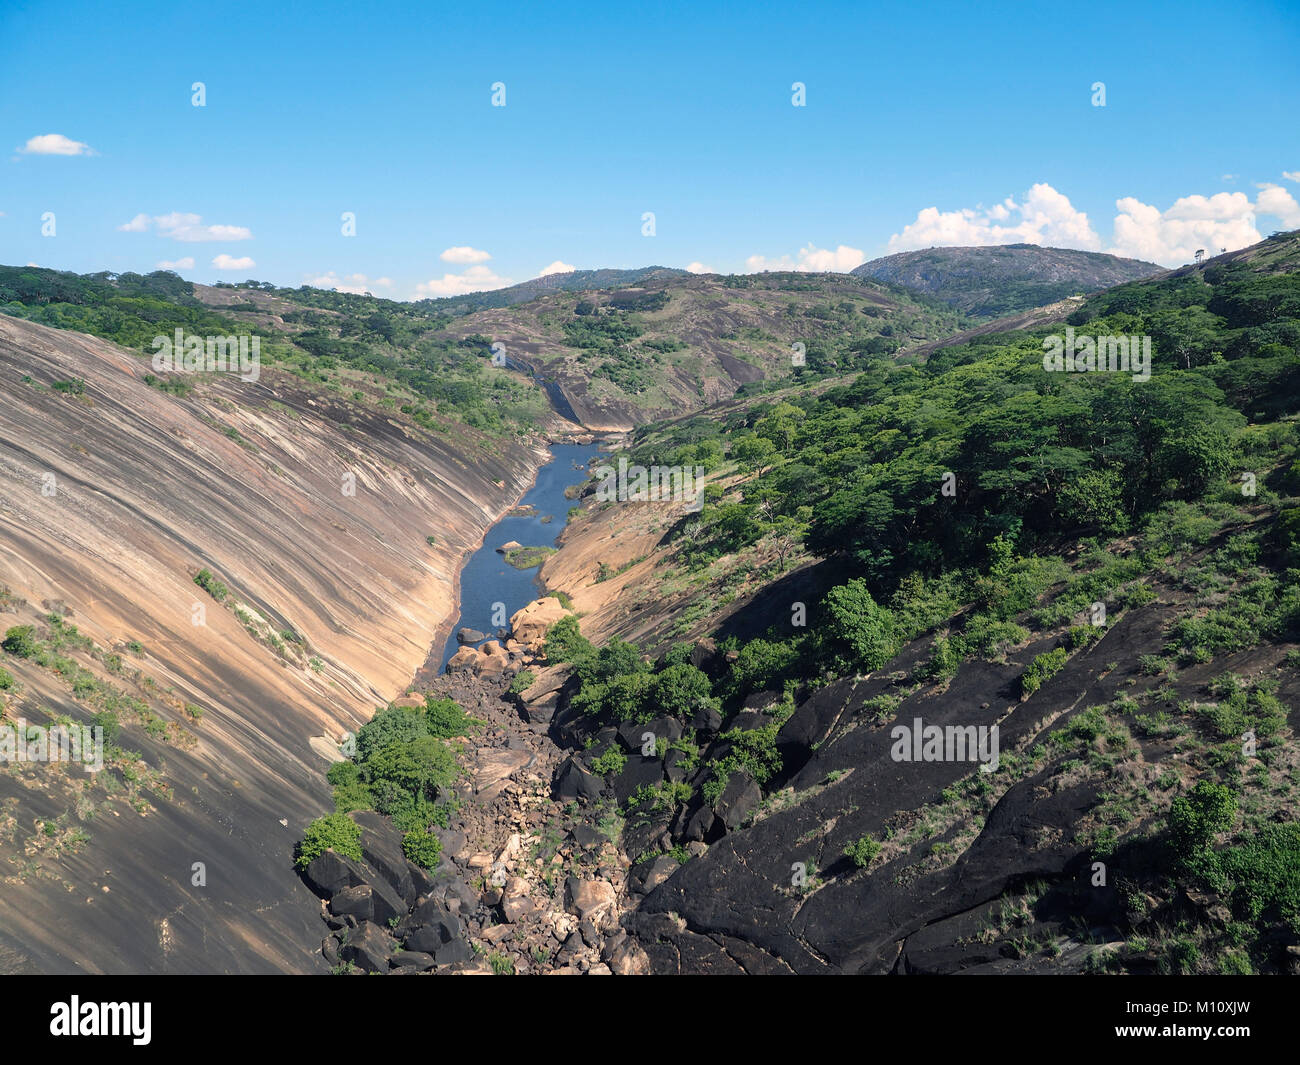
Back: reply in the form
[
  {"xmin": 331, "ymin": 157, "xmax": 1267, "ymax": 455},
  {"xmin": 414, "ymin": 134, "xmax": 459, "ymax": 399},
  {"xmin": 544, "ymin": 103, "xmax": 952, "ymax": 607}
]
[{"xmin": 2, "ymin": 235, "xmax": 1298, "ymax": 977}]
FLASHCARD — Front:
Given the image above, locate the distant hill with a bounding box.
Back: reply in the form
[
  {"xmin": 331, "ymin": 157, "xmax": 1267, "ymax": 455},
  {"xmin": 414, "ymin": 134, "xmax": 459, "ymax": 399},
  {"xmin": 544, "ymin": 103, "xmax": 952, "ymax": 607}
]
[
  {"xmin": 416, "ymin": 266, "xmax": 690, "ymax": 316},
  {"xmin": 426, "ymin": 270, "xmax": 967, "ymax": 428},
  {"xmin": 851, "ymin": 244, "xmax": 1162, "ymax": 317}
]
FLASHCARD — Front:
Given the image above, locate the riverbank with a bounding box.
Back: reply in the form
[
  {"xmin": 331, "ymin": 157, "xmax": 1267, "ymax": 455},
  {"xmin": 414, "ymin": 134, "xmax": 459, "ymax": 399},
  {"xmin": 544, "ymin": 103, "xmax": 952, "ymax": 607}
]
[
  {"xmin": 415, "ymin": 438, "xmax": 553, "ymax": 689},
  {"xmin": 419, "ymin": 438, "xmax": 613, "ymax": 680}
]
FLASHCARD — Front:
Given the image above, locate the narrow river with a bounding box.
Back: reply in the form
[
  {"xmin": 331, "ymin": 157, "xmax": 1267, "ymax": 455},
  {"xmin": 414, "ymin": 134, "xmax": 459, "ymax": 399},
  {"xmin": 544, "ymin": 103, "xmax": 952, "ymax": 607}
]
[{"xmin": 435, "ymin": 441, "xmax": 604, "ymax": 671}]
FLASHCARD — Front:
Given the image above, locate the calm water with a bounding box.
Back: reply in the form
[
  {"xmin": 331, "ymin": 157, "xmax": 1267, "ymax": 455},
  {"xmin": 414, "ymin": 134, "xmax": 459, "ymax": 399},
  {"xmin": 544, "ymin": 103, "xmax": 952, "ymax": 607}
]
[{"xmin": 437, "ymin": 443, "xmax": 602, "ymax": 671}]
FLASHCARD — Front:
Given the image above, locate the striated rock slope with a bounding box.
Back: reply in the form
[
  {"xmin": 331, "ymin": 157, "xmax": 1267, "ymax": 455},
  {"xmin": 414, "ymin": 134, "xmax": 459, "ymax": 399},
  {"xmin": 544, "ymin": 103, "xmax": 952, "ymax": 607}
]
[{"xmin": 0, "ymin": 314, "xmax": 544, "ymax": 973}]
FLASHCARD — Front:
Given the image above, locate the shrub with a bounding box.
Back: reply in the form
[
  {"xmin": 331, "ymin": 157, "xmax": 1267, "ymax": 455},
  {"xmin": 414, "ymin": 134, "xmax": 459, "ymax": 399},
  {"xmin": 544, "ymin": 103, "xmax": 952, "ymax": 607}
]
[
  {"xmin": 716, "ymin": 722, "xmax": 783, "ymax": 787},
  {"xmin": 961, "ymin": 615, "xmax": 1029, "ymax": 658},
  {"xmin": 1065, "ymin": 624, "xmax": 1104, "ymax": 650},
  {"xmin": 90, "ymin": 710, "xmax": 120, "ymax": 746},
  {"xmin": 570, "ymin": 670, "xmax": 655, "ymax": 724},
  {"xmin": 0, "ymin": 667, "xmax": 13, "ymax": 690},
  {"xmin": 193, "ymin": 568, "xmax": 228, "ymax": 602},
  {"xmin": 543, "ymin": 615, "xmax": 593, "ymax": 663},
  {"xmin": 651, "ymin": 663, "xmax": 714, "ymax": 719},
  {"xmin": 1211, "ymin": 822, "xmax": 1300, "ymax": 930},
  {"xmin": 731, "ymin": 638, "xmax": 800, "ymax": 695},
  {"xmin": 356, "ymin": 704, "xmax": 425, "ymax": 759},
  {"xmin": 327, "ymin": 760, "xmax": 373, "ymax": 813},
  {"xmin": 401, "ymin": 830, "xmax": 443, "ymax": 871},
  {"xmin": 363, "ymin": 735, "xmax": 459, "ymax": 815},
  {"xmin": 422, "ymin": 696, "xmax": 471, "ymax": 738},
  {"xmin": 844, "ymin": 836, "xmax": 881, "ymax": 868},
  {"xmin": 1021, "ymin": 647, "xmax": 1070, "ymax": 696},
  {"xmin": 1167, "ymin": 781, "xmax": 1237, "ymax": 862},
  {"xmin": 507, "ymin": 670, "xmax": 535, "ymax": 695},
  {"xmin": 922, "ymin": 635, "xmax": 962, "ymax": 680},
  {"xmin": 590, "ymin": 746, "xmax": 627, "ymax": 776},
  {"xmin": 2, "ymin": 625, "xmax": 39, "ymax": 658},
  {"xmin": 295, "ymin": 813, "xmax": 362, "ymax": 869}
]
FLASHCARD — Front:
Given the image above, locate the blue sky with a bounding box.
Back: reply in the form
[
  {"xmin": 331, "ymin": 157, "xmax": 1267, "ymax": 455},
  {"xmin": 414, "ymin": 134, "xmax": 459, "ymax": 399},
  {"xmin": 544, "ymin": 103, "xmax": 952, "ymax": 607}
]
[{"xmin": 2, "ymin": 0, "xmax": 1298, "ymax": 297}]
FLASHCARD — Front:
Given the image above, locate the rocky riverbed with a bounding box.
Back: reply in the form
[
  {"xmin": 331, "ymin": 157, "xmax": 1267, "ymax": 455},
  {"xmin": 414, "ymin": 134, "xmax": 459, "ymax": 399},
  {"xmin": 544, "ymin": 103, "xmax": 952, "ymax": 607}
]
[{"xmin": 301, "ymin": 596, "xmax": 649, "ymax": 975}]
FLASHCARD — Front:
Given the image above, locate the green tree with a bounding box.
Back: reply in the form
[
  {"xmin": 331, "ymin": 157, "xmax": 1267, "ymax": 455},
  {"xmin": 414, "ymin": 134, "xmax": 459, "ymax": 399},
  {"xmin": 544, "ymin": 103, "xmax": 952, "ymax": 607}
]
[
  {"xmin": 731, "ymin": 434, "xmax": 777, "ymax": 474},
  {"xmin": 355, "ymin": 704, "xmax": 425, "ymax": 760},
  {"xmin": 544, "ymin": 615, "xmax": 593, "ymax": 663},
  {"xmin": 652, "ymin": 663, "xmax": 715, "ymax": 719},
  {"xmin": 824, "ymin": 580, "xmax": 898, "ymax": 672},
  {"xmin": 1168, "ymin": 781, "xmax": 1237, "ymax": 862}
]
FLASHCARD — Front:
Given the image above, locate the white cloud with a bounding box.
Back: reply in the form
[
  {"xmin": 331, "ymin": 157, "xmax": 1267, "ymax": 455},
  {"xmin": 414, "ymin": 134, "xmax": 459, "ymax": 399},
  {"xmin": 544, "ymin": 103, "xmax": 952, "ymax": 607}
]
[
  {"xmin": 18, "ymin": 133, "xmax": 95, "ymax": 156},
  {"xmin": 686, "ymin": 262, "xmax": 714, "ymax": 274},
  {"xmin": 440, "ymin": 246, "xmax": 492, "ymax": 264},
  {"xmin": 887, "ymin": 179, "xmax": 1297, "ymax": 268},
  {"xmin": 745, "ymin": 243, "xmax": 866, "ymax": 273},
  {"xmin": 212, "ymin": 254, "xmax": 256, "ymax": 271},
  {"xmin": 1283, "ymin": 171, "xmax": 1300, "ymax": 183},
  {"xmin": 156, "ymin": 257, "xmax": 195, "ymax": 270},
  {"xmin": 1111, "ymin": 192, "xmax": 1261, "ymax": 264},
  {"xmin": 1255, "ymin": 183, "xmax": 1300, "ymax": 229},
  {"xmin": 1221, "ymin": 174, "xmax": 1237, "ymax": 182},
  {"xmin": 415, "ymin": 265, "xmax": 513, "ymax": 297},
  {"xmin": 118, "ymin": 212, "xmax": 252, "ymax": 242},
  {"xmin": 888, "ymin": 183, "xmax": 1102, "ymax": 253},
  {"xmin": 538, "ymin": 260, "xmax": 575, "ymax": 277},
  {"xmin": 304, "ymin": 272, "xmax": 394, "ymax": 295}
]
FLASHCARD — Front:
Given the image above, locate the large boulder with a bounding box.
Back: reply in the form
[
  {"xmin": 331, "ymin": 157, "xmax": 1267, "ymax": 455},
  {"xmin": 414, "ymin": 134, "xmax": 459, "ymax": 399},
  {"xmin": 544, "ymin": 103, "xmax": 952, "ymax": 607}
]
[
  {"xmin": 664, "ymin": 747, "xmax": 693, "ymax": 783},
  {"xmin": 603, "ymin": 932, "xmax": 652, "ymax": 975},
  {"xmin": 617, "ymin": 716, "xmax": 682, "ymax": 752},
  {"xmin": 690, "ymin": 638, "xmax": 719, "ymax": 672},
  {"xmin": 612, "ymin": 754, "xmax": 665, "ymax": 805},
  {"xmin": 302, "ymin": 850, "xmax": 369, "ymax": 899},
  {"xmin": 389, "ymin": 951, "xmax": 437, "ymax": 972},
  {"xmin": 446, "ymin": 646, "xmax": 482, "ymax": 674},
  {"xmin": 501, "ymin": 894, "xmax": 535, "ymax": 923},
  {"xmin": 629, "ymin": 855, "xmax": 679, "ymax": 896},
  {"xmin": 475, "ymin": 747, "xmax": 533, "ymax": 802},
  {"xmin": 564, "ymin": 877, "xmax": 617, "ymax": 926},
  {"xmin": 688, "ymin": 701, "xmax": 722, "ymax": 733},
  {"xmin": 340, "ymin": 921, "xmax": 395, "ymax": 973},
  {"xmin": 476, "ymin": 640, "xmax": 510, "ymax": 675},
  {"xmin": 680, "ymin": 803, "xmax": 722, "ymax": 844},
  {"xmin": 447, "ymin": 642, "xmax": 510, "ymax": 677},
  {"xmin": 404, "ymin": 899, "xmax": 474, "ymax": 964},
  {"xmin": 554, "ymin": 754, "xmax": 606, "ymax": 803},
  {"xmin": 515, "ymin": 664, "xmax": 570, "ymax": 724},
  {"xmin": 364, "ymin": 873, "xmax": 407, "ymax": 927},
  {"xmin": 509, "ymin": 597, "xmax": 570, "ymax": 654},
  {"xmin": 350, "ymin": 810, "xmax": 416, "ymax": 905},
  {"xmin": 457, "ymin": 627, "xmax": 487, "ymax": 644},
  {"xmin": 714, "ymin": 771, "xmax": 761, "ymax": 831},
  {"xmin": 328, "ymin": 885, "xmax": 375, "ymax": 922},
  {"xmin": 433, "ymin": 827, "xmax": 468, "ymax": 861}
]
